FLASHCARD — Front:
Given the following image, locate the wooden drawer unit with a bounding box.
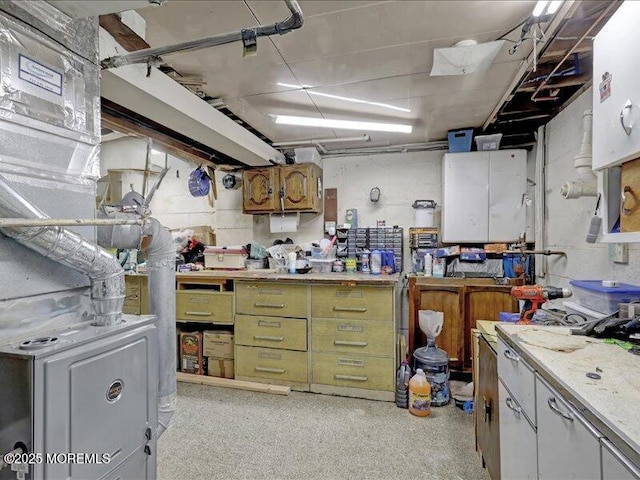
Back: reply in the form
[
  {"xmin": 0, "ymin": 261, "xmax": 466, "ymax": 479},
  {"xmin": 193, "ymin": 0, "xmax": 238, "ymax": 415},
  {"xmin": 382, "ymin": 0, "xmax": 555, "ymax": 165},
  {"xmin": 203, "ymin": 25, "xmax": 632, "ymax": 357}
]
[
  {"xmin": 236, "ymin": 282, "xmax": 307, "ymax": 318},
  {"xmin": 235, "ymin": 314, "xmax": 306, "ymax": 351},
  {"xmin": 311, "ymin": 285, "xmax": 392, "ymax": 322},
  {"xmin": 311, "ymin": 318, "xmax": 393, "ymax": 356},
  {"xmin": 311, "ymin": 352, "xmax": 394, "ymax": 391},
  {"xmin": 236, "ymin": 345, "xmax": 308, "ymax": 383},
  {"xmin": 123, "ymin": 275, "xmax": 149, "ymax": 315},
  {"xmin": 176, "ymin": 291, "xmax": 233, "ymax": 324}
]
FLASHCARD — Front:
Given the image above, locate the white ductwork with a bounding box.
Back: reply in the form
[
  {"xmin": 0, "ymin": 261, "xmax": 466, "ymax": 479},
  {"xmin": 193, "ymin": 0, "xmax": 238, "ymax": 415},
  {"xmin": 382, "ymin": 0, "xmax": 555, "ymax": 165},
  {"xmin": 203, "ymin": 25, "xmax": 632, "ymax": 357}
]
[{"xmin": 560, "ymin": 109, "xmax": 597, "ymax": 199}]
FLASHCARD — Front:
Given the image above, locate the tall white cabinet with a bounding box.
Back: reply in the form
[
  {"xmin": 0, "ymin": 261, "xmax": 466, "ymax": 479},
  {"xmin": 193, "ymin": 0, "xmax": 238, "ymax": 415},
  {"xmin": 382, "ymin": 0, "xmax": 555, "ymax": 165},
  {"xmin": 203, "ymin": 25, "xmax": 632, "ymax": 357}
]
[{"xmin": 442, "ymin": 150, "xmax": 527, "ymax": 243}]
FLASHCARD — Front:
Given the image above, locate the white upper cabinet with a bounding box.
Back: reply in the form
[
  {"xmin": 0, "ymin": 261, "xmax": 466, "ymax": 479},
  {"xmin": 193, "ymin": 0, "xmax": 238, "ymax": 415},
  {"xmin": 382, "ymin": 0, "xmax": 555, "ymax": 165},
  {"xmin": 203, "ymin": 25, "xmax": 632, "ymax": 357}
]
[
  {"xmin": 442, "ymin": 150, "xmax": 526, "ymax": 243},
  {"xmin": 593, "ymin": 1, "xmax": 640, "ymax": 170}
]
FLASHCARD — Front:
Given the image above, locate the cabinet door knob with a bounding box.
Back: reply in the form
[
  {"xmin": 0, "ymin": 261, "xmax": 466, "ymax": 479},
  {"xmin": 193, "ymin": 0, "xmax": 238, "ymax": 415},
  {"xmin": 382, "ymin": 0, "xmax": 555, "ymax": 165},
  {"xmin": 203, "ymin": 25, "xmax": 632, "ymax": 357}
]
[
  {"xmin": 620, "ymin": 99, "xmax": 633, "ymax": 136},
  {"xmin": 503, "ymin": 349, "xmax": 519, "ymax": 362},
  {"xmin": 505, "ymin": 397, "xmax": 522, "ymax": 414}
]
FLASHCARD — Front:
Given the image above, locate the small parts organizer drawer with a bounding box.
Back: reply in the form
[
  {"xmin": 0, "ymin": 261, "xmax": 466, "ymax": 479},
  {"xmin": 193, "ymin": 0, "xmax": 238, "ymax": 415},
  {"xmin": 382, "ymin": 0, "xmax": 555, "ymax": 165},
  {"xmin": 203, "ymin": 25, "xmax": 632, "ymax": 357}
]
[
  {"xmin": 235, "ymin": 314, "xmax": 306, "ymax": 351},
  {"xmin": 311, "ymin": 352, "xmax": 394, "ymax": 391},
  {"xmin": 176, "ymin": 291, "xmax": 233, "ymax": 323},
  {"xmin": 311, "ymin": 318, "xmax": 393, "ymax": 356},
  {"xmin": 236, "ymin": 282, "xmax": 307, "ymax": 318},
  {"xmin": 236, "ymin": 345, "xmax": 308, "ymax": 383},
  {"xmin": 311, "ymin": 285, "xmax": 392, "ymax": 321}
]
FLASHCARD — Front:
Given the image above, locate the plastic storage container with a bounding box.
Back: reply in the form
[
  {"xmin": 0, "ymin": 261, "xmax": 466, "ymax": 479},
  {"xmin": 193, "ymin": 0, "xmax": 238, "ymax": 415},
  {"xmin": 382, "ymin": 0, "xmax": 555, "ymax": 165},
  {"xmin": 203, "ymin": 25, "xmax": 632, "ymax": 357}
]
[
  {"xmin": 204, "ymin": 247, "xmax": 247, "ymax": 269},
  {"xmin": 569, "ymin": 280, "xmax": 640, "ymax": 314},
  {"xmin": 475, "ymin": 133, "xmax": 503, "ymax": 151},
  {"xmin": 412, "ymin": 200, "xmax": 436, "ymax": 228},
  {"xmin": 309, "ymin": 258, "xmax": 334, "ymax": 273},
  {"xmin": 413, "ymin": 340, "xmax": 450, "ymax": 407},
  {"xmin": 447, "ymin": 128, "xmax": 473, "ymax": 152},
  {"xmin": 371, "ymin": 250, "xmax": 382, "ymax": 275}
]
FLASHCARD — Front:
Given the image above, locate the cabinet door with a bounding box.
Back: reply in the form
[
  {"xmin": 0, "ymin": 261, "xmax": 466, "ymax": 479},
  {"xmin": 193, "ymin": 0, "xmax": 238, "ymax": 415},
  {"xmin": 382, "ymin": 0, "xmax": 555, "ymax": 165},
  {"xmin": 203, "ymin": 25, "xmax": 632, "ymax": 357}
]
[
  {"xmin": 498, "ymin": 380, "xmax": 537, "ymax": 480},
  {"xmin": 280, "ymin": 164, "xmax": 322, "ymax": 212},
  {"xmin": 464, "ymin": 286, "xmax": 517, "ymax": 368},
  {"xmin": 488, "ymin": 150, "xmax": 526, "ymax": 241},
  {"xmin": 442, "ymin": 152, "xmax": 489, "ymax": 242},
  {"xmin": 414, "ymin": 285, "xmax": 464, "ymax": 369},
  {"xmin": 593, "ymin": 1, "xmax": 640, "ymax": 170},
  {"xmin": 536, "ymin": 375, "xmax": 602, "ymax": 479},
  {"xmin": 243, "ymin": 168, "xmax": 277, "ymax": 213},
  {"xmin": 477, "ymin": 337, "xmax": 500, "ymax": 480},
  {"xmin": 602, "ymin": 439, "xmax": 640, "ymax": 480}
]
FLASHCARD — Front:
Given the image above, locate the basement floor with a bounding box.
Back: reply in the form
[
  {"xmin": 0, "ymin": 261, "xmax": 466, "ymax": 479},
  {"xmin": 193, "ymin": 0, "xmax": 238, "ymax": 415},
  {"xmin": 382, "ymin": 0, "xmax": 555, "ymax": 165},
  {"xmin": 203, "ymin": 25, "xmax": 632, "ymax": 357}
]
[{"xmin": 158, "ymin": 383, "xmax": 487, "ymax": 480}]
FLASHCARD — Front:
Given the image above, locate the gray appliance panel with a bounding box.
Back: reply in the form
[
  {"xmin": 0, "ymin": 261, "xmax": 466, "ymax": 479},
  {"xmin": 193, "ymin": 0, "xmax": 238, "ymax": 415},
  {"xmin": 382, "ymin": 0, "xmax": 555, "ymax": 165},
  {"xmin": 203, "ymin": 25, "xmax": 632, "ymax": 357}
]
[
  {"xmin": 31, "ymin": 321, "xmax": 157, "ymax": 480},
  {"xmin": 99, "ymin": 442, "xmax": 156, "ymax": 480}
]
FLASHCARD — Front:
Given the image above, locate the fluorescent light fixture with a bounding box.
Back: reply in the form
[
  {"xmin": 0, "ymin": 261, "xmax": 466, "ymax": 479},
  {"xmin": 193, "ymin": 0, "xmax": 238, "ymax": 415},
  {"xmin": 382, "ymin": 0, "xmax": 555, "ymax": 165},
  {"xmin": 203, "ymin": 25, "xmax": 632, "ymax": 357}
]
[
  {"xmin": 277, "ymin": 83, "xmax": 410, "ymax": 113},
  {"xmin": 274, "ymin": 115, "xmax": 412, "ymax": 134},
  {"xmin": 546, "ymin": 0, "xmax": 562, "ymax": 14},
  {"xmin": 532, "ymin": 0, "xmax": 548, "ymax": 16}
]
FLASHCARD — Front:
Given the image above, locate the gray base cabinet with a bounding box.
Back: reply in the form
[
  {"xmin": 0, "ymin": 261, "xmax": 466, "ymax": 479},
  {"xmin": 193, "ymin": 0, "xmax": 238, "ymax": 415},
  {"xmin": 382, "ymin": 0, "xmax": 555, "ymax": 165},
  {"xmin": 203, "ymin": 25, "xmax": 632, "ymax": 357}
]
[
  {"xmin": 602, "ymin": 439, "xmax": 640, "ymax": 480},
  {"xmin": 498, "ymin": 379, "xmax": 538, "ymax": 479},
  {"xmin": 536, "ymin": 376, "xmax": 602, "ymax": 479}
]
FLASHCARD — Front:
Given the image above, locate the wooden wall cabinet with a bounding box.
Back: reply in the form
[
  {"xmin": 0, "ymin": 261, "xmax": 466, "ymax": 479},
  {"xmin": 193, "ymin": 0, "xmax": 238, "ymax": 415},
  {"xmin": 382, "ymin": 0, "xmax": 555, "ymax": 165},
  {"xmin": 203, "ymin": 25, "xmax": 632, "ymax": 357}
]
[
  {"xmin": 408, "ymin": 277, "xmax": 518, "ymax": 370},
  {"xmin": 242, "ymin": 164, "xmax": 322, "ymax": 214}
]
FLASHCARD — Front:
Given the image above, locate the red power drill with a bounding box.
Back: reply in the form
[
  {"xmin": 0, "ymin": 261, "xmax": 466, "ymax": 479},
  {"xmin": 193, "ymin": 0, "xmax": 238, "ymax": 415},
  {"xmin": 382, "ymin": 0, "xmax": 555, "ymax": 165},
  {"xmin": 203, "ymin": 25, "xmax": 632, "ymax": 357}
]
[{"xmin": 510, "ymin": 285, "xmax": 572, "ymax": 324}]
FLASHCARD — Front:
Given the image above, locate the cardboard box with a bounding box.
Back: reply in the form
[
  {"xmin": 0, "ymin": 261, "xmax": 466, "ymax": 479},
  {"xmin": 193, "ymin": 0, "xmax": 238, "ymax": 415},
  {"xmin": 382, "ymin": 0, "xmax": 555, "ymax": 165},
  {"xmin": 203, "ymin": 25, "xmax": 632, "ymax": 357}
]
[
  {"xmin": 434, "ymin": 245, "xmax": 460, "ymax": 258},
  {"xmin": 203, "ymin": 331, "xmax": 234, "ymax": 359},
  {"xmin": 180, "ymin": 332, "xmax": 203, "ymax": 375},
  {"xmin": 207, "ymin": 358, "xmax": 234, "ymax": 379},
  {"xmin": 484, "ymin": 243, "xmax": 508, "ymax": 253},
  {"xmin": 191, "ymin": 225, "xmax": 216, "ymax": 246}
]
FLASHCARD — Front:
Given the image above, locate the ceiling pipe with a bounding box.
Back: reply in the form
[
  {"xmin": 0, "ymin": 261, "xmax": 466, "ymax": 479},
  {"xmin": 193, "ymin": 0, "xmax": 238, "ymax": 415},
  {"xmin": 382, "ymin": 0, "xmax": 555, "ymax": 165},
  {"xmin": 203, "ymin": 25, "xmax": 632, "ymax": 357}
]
[
  {"xmin": 101, "ymin": 0, "xmax": 304, "ymax": 69},
  {"xmin": 272, "ymin": 135, "xmax": 371, "ymax": 147}
]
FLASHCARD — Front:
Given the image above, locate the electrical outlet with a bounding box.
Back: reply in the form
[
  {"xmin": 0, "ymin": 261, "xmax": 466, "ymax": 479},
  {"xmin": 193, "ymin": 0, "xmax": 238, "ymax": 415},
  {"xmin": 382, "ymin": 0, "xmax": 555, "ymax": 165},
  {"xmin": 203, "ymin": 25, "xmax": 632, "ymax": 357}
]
[{"xmin": 608, "ymin": 243, "xmax": 629, "ymax": 264}]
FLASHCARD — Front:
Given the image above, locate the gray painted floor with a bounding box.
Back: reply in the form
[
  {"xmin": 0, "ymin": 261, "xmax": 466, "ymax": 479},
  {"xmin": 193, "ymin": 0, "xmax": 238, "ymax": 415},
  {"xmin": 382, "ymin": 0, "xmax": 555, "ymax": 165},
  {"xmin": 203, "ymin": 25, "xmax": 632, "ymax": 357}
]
[{"xmin": 158, "ymin": 383, "xmax": 487, "ymax": 480}]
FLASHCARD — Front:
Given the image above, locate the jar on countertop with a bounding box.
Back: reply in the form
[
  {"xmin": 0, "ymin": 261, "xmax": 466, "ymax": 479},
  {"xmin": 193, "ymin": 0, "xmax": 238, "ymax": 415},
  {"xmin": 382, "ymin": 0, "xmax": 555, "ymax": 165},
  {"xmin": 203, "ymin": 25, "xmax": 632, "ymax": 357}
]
[{"xmin": 332, "ymin": 260, "xmax": 344, "ymax": 272}]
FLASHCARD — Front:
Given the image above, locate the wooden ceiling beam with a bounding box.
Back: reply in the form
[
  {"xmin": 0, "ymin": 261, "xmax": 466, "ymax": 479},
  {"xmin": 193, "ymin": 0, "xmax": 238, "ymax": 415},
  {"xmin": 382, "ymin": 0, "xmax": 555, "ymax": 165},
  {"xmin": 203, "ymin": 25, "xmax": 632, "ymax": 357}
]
[{"xmin": 99, "ymin": 14, "xmax": 150, "ymax": 52}]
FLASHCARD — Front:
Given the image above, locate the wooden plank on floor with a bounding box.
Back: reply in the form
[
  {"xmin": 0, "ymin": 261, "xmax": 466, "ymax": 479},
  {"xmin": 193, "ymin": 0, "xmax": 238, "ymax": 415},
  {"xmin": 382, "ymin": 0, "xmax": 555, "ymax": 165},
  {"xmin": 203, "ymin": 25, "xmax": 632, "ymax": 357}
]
[{"xmin": 176, "ymin": 372, "xmax": 291, "ymax": 396}]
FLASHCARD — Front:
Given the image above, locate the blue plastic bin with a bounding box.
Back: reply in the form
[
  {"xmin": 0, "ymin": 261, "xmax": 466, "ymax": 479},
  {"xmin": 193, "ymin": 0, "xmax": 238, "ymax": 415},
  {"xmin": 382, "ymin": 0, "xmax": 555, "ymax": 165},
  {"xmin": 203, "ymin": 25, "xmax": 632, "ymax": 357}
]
[{"xmin": 447, "ymin": 129, "xmax": 473, "ymax": 152}]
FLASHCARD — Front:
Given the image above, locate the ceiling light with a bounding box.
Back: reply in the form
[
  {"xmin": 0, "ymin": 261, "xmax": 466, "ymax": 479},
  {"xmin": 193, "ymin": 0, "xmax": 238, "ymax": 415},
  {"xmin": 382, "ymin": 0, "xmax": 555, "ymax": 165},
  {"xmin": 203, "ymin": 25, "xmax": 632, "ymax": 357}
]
[
  {"xmin": 274, "ymin": 115, "xmax": 412, "ymax": 134},
  {"xmin": 532, "ymin": 0, "xmax": 548, "ymax": 16},
  {"xmin": 278, "ymin": 83, "xmax": 411, "ymax": 113},
  {"xmin": 546, "ymin": 0, "xmax": 562, "ymax": 15}
]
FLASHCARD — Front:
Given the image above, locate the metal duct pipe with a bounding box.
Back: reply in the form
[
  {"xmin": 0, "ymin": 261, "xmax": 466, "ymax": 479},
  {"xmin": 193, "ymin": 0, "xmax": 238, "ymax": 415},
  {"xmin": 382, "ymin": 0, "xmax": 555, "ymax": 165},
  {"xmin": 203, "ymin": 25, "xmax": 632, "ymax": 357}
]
[
  {"xmin": 142, "ymin": 217, "xmax": 176, "ymax": 437},
  {"xmin": 0, "ymin": 176, "xmax": 125, "ymax": 326},
  {"xmin": 101, "ymin": 0, "xmax": 304, "ymax": 69}
]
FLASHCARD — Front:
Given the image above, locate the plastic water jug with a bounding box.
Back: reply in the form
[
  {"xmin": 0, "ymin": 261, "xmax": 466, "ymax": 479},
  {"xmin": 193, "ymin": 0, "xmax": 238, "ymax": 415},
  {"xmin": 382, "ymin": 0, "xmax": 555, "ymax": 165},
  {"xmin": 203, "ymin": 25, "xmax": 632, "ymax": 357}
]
[
  {"xmin": 408, "ymin": 369, "xmax": 431, "ymax": 417},
  {"xmin": 371, "ymin": 250, "xmax": 382, "ymax": 275},
  {"xmin": 395, "ymin": 361, "xmax": 412, "ymax": 408},
  {"xmin": 413, "ymin": 341, "xmax": 450, "ymax": 406}
]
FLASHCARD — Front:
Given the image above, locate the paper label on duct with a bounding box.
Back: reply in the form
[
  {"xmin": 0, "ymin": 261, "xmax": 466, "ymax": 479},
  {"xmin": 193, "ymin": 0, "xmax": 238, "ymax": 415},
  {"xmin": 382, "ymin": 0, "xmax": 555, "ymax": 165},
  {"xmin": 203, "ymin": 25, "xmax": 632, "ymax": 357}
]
[{"xmin": 18, "ymin": 54, "xmax": 63, "ymax": 96}]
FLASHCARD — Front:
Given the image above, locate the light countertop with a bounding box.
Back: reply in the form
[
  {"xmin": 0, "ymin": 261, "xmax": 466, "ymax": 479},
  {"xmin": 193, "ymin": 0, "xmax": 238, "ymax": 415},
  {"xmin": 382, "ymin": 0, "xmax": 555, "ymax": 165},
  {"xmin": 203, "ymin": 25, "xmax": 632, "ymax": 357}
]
[
  {"xmin": 127, "ymin": 269, "xmax": 401, "ymax": 285},
  {"xmin": 496, "ymin": 324, "xmax": 640, "ymax": 465}
]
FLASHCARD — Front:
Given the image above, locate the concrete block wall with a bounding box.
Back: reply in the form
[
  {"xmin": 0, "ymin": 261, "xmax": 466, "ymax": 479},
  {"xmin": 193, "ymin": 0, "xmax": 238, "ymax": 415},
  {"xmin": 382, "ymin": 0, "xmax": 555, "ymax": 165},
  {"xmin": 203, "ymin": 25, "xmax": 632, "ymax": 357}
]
[{"xmin": 542, "ymin": 88, "xmax": 640, "ymax": 292}]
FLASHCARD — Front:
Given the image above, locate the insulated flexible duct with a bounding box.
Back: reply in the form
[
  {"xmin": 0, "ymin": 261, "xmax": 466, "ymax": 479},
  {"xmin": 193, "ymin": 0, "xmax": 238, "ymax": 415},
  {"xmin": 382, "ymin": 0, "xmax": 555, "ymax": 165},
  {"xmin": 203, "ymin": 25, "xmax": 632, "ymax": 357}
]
[{"xmin": 0, "ymin": 176, "xmax": 125, "ymax": 326}]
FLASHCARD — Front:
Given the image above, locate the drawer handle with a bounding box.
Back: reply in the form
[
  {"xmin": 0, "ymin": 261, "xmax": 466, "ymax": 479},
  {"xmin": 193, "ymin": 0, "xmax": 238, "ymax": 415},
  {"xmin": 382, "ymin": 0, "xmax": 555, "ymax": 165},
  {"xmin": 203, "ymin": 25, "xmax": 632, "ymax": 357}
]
[
  {"xmin": 258, "ymin": 320, "xmax": 281, "ymax": 328},
  {"xmin": 333, "ymin": 306, "xmax": 367, "ymax": 313},
  {"xmin": 503, "ymin": 350, "xmax": 519, "ymax": 363},
  {"xmin": 505, "ymin": 397, "xmax": 522, "ymax": 414},
  {"xmin": 334, "ymin": 374, "xmax": 368, "ymax": 382},
  {"xmin": 254, "ymin": 302, "xmax": 285, "ymax": 309},
  {"xmin": 334, "ymin": 340, "xmax": 368, "ymax": 347},
  {"xmin": 548, "ymin": 397, "xmax": 573, "ymax": 422},
  {"xmin": 185, "ymin": 311, "xmax": 212, "ymax": 316},
  {"xmin": 255, "ymin": 366, "xmax": 286, "ymax": 374},
  {"xmin": 254, "ymin": 335, "xmax": 285, "ymax": 342}
]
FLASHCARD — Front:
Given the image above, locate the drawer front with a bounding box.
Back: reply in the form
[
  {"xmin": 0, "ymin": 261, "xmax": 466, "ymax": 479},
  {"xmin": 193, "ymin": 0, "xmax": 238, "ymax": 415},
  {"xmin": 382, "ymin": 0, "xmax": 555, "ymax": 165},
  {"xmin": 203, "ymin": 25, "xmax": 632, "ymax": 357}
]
[
  {"xmin": 236, "ymin": 346, "xmax": 308, "ymax": 383},
  {"xmin": 311, "ymin": 318, "xmax": 393, "ymax": 356},
  {"xmin": 235, "ymin": 314, "xmax": 307, "ymax": 351},
  {"xmin": 123, "ymin": 296, "xmax": 140, "ymax": 315},
  {"xmin": 536, "ymin": 376, "xmax": 602, "ymax": 480},
  {"xmin": 497, "ymin": 338, "xmax": 536, "ymax": 426},
  {"xmin": 236, "ymin": 282, "xmax": 307, "ymax": 318},
  {"xmin": 311, "ymin": 352, "xmax": 394, "ymax": 391},
  {"xmin": 498, "ymin": 380, "xmax": 537, "ymax": 480},
  {"xmin": 311, "ymin": 285, "xmax": 392, "ymax": 322},
  {"xmin": 176, "ymin": 291, "xmax": 233, "ymax": 323}
]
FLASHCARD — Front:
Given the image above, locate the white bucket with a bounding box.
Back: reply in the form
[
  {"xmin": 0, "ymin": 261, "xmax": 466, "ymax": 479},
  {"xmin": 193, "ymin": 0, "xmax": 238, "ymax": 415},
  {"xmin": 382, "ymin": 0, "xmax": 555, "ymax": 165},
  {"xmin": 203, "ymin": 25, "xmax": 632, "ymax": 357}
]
[{"xmin": 413, "ymin": 200, "xmax": 436, "ymax": 228}]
